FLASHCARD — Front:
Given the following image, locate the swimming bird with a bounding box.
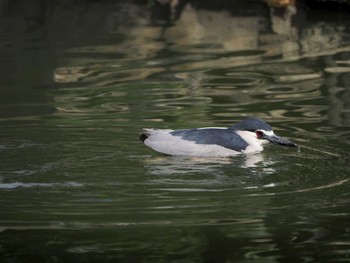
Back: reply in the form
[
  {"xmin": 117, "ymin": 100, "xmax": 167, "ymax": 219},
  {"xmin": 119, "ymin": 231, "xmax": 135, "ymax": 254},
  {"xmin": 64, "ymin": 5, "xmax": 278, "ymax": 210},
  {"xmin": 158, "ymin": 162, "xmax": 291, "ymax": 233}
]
[{"xmin": 140, "ymin": 117, "xmax": 297, "ymax": 157}]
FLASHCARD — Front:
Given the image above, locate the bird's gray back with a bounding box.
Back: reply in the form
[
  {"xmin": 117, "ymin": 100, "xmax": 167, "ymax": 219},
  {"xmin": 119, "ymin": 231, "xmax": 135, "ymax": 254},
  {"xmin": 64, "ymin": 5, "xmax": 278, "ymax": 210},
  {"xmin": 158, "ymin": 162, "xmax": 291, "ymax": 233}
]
[{"xmin": 170, "ymin": 128, "xmax": 248, "ymax": 152}]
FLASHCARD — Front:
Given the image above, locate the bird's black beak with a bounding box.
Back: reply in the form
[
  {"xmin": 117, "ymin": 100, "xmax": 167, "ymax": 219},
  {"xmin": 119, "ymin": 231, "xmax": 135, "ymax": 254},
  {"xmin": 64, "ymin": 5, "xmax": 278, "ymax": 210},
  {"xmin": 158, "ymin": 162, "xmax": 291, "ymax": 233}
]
[{"xmin": 264, "ymin": 134, "xmax": 297, "ymax": 147}]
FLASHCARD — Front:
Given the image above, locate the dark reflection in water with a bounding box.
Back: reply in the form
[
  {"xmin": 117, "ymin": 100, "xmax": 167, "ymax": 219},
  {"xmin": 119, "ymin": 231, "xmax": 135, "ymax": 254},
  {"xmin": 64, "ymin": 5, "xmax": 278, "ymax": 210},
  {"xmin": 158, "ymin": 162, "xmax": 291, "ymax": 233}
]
[{"xmin": 1, "ymin": 0, "xmax": 350, "ymax": 262}]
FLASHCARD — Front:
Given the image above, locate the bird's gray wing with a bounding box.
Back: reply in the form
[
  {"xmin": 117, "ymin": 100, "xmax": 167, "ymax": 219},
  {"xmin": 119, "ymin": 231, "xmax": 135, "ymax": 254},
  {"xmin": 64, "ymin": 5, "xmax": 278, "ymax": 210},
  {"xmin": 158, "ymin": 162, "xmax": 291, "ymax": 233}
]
[{"xmin": 170, "ymin": 128, "xmax": 248, "ymax": 151}]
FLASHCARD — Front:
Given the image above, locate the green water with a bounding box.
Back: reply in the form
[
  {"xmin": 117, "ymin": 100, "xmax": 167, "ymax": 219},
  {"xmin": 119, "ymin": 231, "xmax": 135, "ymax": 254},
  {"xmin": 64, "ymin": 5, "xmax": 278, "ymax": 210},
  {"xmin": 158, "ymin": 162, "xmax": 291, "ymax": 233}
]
[{"xmin": 1, "ymin": 1, "xmax": 350, "ymax": 262}]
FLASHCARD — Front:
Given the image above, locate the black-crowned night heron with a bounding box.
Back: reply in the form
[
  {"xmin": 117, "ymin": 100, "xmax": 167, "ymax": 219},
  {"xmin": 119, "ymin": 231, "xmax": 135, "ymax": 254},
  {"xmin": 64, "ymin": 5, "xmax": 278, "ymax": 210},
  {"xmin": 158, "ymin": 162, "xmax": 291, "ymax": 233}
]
[{"xmin": 140, "ymin": 117, "xmax": 297, "ymax": 157}]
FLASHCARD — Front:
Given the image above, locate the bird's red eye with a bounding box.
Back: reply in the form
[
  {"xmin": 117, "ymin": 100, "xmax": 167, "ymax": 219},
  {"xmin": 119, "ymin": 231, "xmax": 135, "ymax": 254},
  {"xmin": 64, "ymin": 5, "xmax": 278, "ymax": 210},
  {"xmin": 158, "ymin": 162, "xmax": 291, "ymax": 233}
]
[{"xmin": 256, "ymin": 131, "xmax": 264, "ymax": 138}]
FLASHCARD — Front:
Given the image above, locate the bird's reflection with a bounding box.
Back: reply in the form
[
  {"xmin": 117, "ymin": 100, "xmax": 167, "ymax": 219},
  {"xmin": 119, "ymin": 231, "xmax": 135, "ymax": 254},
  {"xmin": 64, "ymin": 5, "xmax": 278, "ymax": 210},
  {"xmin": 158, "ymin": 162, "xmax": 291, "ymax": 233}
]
[{"xmin": 143, "ymin": 153, "xmax": 275, "ymax": 176}]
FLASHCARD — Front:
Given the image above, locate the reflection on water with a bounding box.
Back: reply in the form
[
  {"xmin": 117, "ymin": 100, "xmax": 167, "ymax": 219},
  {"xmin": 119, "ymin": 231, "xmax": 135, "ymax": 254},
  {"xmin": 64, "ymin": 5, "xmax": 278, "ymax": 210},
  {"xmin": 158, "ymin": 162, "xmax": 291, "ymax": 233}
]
[
  {"xmin": 143, "ymin": 153, "xmax": 269, "ymax": 175},
  {"xmin": 1, "ymin": 0, "xmax": 350, "ymax": 262},
  {"xmin": 49, "ymin": 0, "xmax": 350, "ymax": 128}
]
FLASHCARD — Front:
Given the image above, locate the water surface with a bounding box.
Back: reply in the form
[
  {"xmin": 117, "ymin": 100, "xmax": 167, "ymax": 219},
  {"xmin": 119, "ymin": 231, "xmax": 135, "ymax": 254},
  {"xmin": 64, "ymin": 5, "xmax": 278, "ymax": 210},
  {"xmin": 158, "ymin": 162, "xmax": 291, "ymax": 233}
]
[{"xmin": 1, "ymin": 1, "xmax": 350, "ymax": 262}]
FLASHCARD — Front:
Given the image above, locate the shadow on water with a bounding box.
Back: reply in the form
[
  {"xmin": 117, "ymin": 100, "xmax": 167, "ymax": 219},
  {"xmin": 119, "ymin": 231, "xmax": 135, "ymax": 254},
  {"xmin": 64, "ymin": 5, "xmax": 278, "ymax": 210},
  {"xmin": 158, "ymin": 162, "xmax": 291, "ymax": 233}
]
[{"xmin": 0, "ymin": 0, "xmax": 350, "ymax": 262}]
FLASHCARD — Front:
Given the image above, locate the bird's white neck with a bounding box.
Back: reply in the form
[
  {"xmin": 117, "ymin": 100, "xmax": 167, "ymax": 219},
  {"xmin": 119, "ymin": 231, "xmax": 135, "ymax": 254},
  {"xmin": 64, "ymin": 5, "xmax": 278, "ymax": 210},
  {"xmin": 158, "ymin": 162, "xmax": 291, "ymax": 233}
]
[{"xmin": 235, "ymin": 130, "xmax": 272, "ymax": 153}]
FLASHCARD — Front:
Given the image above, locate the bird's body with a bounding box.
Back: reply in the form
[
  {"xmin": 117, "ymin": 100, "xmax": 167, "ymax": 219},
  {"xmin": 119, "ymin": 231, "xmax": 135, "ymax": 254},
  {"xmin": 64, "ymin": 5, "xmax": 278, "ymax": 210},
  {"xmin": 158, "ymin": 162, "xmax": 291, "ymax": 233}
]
[{"xmin": 140, "ymin": 117, "xmax": 297, "ymax": 157}]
